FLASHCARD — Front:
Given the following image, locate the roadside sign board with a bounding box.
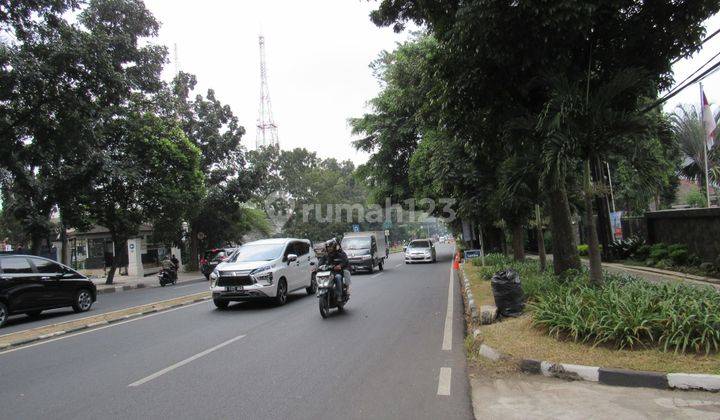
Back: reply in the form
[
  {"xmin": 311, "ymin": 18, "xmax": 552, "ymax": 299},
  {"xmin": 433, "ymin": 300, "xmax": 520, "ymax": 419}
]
[{"xmin": 463, "ymin": 249, "xmax": 483, "ymax": 260}]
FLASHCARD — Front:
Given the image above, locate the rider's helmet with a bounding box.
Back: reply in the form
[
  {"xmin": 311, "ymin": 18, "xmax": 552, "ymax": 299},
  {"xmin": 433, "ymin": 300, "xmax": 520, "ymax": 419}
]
[{"xmin": 325, "ymin": 238, "xmax": 339, "ymax": 253}]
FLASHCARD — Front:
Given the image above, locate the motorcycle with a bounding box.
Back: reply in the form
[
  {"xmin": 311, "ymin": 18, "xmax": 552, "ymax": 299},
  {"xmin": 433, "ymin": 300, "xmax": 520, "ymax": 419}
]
[
  {"xmin": 158, "ymin": 268, "xmax": 177, "ymax": 287},
  {"xmin": 316, "ymin": 264, "xmax": 349, "ymax": 318}
]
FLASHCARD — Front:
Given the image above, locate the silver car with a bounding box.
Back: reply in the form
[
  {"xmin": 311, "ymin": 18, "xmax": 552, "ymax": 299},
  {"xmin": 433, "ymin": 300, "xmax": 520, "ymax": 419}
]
[{"xmin": 404, "ymin": 239, "xmax": 436, "ymax": 264}]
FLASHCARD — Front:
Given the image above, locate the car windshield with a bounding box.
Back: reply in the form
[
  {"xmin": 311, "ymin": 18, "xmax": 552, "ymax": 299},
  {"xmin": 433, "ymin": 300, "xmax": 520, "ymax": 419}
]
[
  {"xmin": 409, "ymin": 241, "xmax": 430, "ymax": 248},
  {"xmin": 229, "ymin": 243, "xmax": 285, "ymax": 262},
  {"xmin": 342, "ymin": 237, "xmax": 371, "ymax": 250}
]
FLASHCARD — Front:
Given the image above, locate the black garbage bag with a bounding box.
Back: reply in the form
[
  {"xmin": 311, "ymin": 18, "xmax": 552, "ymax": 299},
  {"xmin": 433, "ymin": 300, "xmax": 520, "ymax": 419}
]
[{"xmin": 491, "ymin": 268, "xmax": 525, "ymax": 317}]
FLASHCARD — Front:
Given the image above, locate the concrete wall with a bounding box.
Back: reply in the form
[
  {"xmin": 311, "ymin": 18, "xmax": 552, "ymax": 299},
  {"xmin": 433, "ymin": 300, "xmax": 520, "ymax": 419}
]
[{"xmin": 646, "ymin": 208, "xmax": 720, "ymax": 262}]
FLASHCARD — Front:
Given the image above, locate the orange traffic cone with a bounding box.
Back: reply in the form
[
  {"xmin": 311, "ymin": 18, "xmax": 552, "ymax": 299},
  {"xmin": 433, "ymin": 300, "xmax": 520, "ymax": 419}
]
[{"xmin": 452, "ymin": 252, "xmax": 460, "ymax": 270}]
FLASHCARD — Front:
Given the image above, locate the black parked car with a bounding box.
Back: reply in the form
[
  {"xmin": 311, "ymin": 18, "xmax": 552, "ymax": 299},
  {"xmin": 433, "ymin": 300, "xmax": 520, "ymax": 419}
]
[{"xmin": 0, "ymin": 254, "xmax": 97, "ymax": 327}]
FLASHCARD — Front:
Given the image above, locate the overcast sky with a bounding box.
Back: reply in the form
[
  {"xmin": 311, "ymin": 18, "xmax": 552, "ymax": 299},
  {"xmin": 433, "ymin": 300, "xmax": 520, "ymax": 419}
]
[
  {"xmin": 664, "ymin": 14, "xmax": 720, "ymax": 116},
  {"xmin": 143, "ymin": 1, "xmax": 720, "ymax": 164},
  {"xmin": 143, "ymin": 0, "xmax": 411, "ymax": 165}
]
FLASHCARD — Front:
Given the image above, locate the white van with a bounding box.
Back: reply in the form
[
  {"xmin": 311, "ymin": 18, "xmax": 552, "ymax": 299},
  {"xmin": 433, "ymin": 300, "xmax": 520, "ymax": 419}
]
[{"xmin": 341, "ymin": 231, "xmax": 388, "ymax": 273}]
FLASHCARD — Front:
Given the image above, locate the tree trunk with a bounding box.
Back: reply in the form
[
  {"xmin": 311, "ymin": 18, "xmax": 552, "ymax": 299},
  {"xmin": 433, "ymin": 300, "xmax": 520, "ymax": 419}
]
[
  {"xmin": 188, "ymin": 226, "xmax": 199, "ymax": 271},
  {"xmin": 30, "ymin": 233, "xmax": 43, "ymax": 255},
  {"xmin": 105, "ymin": 234, "xmax": 122, "ymax": 285},
  {"xmin": 510, "ymin": 221, "xmax": 525, "ymax": 261},
  {"xmin": 547, "ymin": 186, "xmax": 581, "ymax": 275},
  {"xmin": 584, "ymin": 160, "xmax": 603, "ymax": 286},
  {"xmin": 500, "ymin": 228, "xmax": 508, "ymax": 256},
  {"xmin": 536, "ymin": 205, "xmax": 547, "ymax": 272},
  {"xmin": 59, "ymin": 219, "xmax": 68, "ymax": 265},
  {"xmin": 591, "ymin": 157, "xmax": 613, "ymax": 261}
]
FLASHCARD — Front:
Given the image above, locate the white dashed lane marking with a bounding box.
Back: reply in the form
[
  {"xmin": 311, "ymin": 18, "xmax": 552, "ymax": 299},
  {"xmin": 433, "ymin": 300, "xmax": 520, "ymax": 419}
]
[{"xmin": 437, "ymin": 367, "xmax": 452, "ymax": 396}]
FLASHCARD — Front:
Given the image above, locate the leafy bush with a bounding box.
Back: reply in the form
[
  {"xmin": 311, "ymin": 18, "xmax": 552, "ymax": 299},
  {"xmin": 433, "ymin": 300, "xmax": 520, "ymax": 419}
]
[
  {"xmin": 577, "ymin": 244, "xmax": 589, "ymax": 256},
  {"xmin": 633, "ymin": 244, "xmax": 651, "ymax": 261},
  {"xmin": 609, "ymin": 236, "xmax": 645, "ymax": 260},
  {"xmin": 654, "ymin": 259, "xmax": 672, "ymax": 270},
  {"xmin": 479, "ymin": 253, "xmax": 720, "ymax": 354},
  {"xmin": 649, "ymin": 243, "xmax": 670, "ymax": 261},
  {"xmin": 686, "ymin": 188, "xmax": 708, "ymax": 208},
  {"xmin": 577, "ymin": 244, "xmax": 603, "ymax": 256},
  {"xmin": 668, "ymin": 245, "xmax": 689, "ymax": 266}
]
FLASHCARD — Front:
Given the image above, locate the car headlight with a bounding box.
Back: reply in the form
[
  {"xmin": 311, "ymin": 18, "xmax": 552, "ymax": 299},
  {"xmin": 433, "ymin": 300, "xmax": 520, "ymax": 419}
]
[
  {"xmin": 250, "ymin": 266, "xmax": 273, "ymax": 284},
  {"xmin": 361, "ymin": 254, "xmax": 372, "ymax": 260},
  {"xmin": 209, "ymin": 270, "xmax": 219, "ymax": 288}
]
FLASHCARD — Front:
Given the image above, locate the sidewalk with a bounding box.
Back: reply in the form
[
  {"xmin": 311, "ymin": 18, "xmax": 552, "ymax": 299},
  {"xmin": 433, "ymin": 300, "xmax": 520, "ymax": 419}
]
[
  {"xmin": 529, "ymin": 254, "xmax": 720, "ymax": 290},
  {"xmin": 91, "ymin": 271, "xmax": 205, "ymax": 294}
]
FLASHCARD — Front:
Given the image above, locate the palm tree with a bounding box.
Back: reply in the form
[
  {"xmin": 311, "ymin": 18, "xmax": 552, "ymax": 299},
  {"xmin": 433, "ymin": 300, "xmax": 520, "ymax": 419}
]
[
  {"xmin": 538, "ymin": 69, "xmax": 653, "ymax": 286},
  {"xmin": 670, "ymin": 105, "xmax": 718, "ymax": 195}
]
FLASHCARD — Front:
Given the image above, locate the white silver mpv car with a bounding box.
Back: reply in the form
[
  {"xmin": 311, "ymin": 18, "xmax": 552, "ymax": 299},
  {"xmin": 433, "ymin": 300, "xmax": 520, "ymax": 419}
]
[{"xmin": 210, "ymin": 238, "xmax": 317, "ymax": 309}]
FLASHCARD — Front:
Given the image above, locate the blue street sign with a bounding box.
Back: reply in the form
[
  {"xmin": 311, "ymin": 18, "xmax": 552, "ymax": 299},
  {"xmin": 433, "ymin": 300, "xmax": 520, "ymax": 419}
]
[{"xmin": 352, "ymin": 224, "xmax": 360, "ymax": 232}]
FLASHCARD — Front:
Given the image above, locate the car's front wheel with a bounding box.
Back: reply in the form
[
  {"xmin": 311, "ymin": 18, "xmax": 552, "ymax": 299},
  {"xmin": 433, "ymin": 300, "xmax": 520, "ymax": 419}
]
[
  {"xmin": 275, "ymin": 279, "xmax": 288, "ymax": 306},
  {"xmin": 72, "ymin": 289, "xmax": 93, "ymax": 313},
  {"xmin": 213, "ymin": 299, "xmax": 229, "ymax": 310},
  {"xmin": 306, "ymin": 274, "xmax": 317, "ymax": 295},
  {"xmin": 0, "ymin": 301, "xmax": 7, "ymax": 328}
]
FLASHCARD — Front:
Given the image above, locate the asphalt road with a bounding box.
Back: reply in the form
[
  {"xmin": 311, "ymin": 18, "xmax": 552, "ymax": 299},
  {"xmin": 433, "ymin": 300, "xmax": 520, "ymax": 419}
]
[
  {"xmin": 0, "ymin": 244, "xmax": 472, "ymax": 420},
  {"xmin": 0, "ymin": 277, "xmax": 208, "ymax": 335}
]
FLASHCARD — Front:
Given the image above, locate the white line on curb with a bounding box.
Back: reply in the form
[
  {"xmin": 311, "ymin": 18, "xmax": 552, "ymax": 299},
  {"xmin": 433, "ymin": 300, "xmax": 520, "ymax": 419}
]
[
  {"xmin": 128, "ymin": 334, "xmax": 246, "ymax": 387},
  {"xmin": 437, "ymin": 367, "xmax": 452, "ymax": 396},
  {"xmin": 0, "ymin": 300, "xmax": 208, "ymax": 356},
  {"xmin": 442, "ymin": 264, "xmax": 454, "ymax": 351}
]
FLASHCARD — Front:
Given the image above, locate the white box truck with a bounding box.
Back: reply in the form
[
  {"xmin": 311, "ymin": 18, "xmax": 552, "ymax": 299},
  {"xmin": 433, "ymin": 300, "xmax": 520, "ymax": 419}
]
[{"xmin": 341, "ymin": 231, "xmax": 388, "ymax": 273}]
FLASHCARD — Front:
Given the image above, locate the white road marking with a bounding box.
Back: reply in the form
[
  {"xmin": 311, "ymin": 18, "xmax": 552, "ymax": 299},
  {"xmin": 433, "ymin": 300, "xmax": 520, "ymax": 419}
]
[
  {"xmin": 371, "ymin": 273, "xmax": 383, "ymax": 278},
  {"xmin": 394, "ymin": 264, "xmax": 402, "ymax": 268},
  {"xmin": 0, "ymin": 300, "xmax": 208, "ymax": 356},
  {"xmin": 437, "ymin": 367, "xmax": 452, "ymax": 396},
  {"xmin": 128, "ymin": 334, "xmax": 246, "ymax": 387},
  {"xmin": 175, "ymin": 284, "xmax": 197, "ymax": 289},
  {"xmin": 442, "ymin": 264, "xmax": 454, "ymax": 351}
]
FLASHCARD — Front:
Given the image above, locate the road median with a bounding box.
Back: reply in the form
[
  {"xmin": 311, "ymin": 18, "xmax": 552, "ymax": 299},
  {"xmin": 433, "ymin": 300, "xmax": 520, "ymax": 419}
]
[{"xmin": 0, "ymin": 291, "xmax": 211, "ymax": 351}]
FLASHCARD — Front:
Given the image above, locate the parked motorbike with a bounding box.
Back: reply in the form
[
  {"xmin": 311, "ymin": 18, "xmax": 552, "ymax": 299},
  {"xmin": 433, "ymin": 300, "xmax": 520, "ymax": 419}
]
[
  {"xmin": 316, "ymin": 264, "xmax": 349, "ymax": 318},
  {"xmin": 158, "ymin": 268, "xmax": 177, "ymax": 287}
]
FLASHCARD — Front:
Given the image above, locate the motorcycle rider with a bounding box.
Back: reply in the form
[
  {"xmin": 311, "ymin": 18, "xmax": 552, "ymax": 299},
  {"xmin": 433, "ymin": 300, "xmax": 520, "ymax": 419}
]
[
  {"xmin": 171, "ymin": 254, "xmax": 180, "ymax": 272},
  {"xmin": 161, "ymin": 255, "xmax": 177, "ymax": 281},
  {"xmin": 322, "ymin": 238, "xmax": 350, "ymax": 301}
]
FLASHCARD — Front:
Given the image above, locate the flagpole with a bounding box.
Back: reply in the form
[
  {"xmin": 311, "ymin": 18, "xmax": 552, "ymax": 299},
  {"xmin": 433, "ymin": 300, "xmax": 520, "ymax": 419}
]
[{"xmin": 701, "ymin": 82, "xmax": 712, "ymax": 207}]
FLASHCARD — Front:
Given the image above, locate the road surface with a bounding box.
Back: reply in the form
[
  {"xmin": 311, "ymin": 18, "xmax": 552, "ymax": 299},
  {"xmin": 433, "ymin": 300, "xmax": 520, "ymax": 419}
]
[{"xmin": 0, "ymin": 244, "xmax": 472, "ymax": 419}]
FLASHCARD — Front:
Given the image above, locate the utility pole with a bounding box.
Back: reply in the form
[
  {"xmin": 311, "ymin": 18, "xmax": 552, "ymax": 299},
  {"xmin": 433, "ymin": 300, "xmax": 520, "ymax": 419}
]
[
  {"xmin": 701, "ymin": 82, "xmax": 712, "ymax": 207},
  {"xmin": 606, "ymin": 162, "xmax": 616, "ymax": 213},
  {"xmin": 256, "ymin": 35, "xmax": 279, "ymax": 149},
  {"xmin": 173, "ymin": 43, "xmax": 180, "ymax": 76}
]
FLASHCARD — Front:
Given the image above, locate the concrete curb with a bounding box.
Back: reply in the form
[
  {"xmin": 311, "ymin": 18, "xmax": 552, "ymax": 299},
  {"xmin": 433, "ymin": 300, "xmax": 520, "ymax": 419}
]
[
  {"xmin": 478, "ymin": 344, "xmax": 720, "ymax": 392},
  {"xmin": 95, "ymin": 277, "xmax": 205, "ymax": 295},
  {"xmin": 0, "ymin": 295, "xmax": 212, "ymax": 352},
  {"xmin": 457, "ymin": 267, "xmax": 480, "ymax": 325}
]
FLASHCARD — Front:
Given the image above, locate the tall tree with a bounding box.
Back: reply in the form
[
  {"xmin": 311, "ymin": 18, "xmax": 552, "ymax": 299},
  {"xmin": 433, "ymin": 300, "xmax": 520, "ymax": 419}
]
[
  {"xmin": 0, "ymin": 0, "xmax": 167, "ymax": 252},
  {"xmin": 88, "ymin": 111, "xmax": 204, "ymax": 284},
  {"xmin": 160, "ymin": 72, "xmax": 258, "ymax": 268},
  {"xmin": 369, "ymin": 0, "xmax": 720, "ymax": 277}
]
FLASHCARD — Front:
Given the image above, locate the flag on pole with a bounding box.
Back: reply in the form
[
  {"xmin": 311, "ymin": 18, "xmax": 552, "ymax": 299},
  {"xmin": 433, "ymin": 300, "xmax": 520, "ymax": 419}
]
[{"xmin": 702, "ymin": 89, "xmax": 716, "ymax": 148}]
